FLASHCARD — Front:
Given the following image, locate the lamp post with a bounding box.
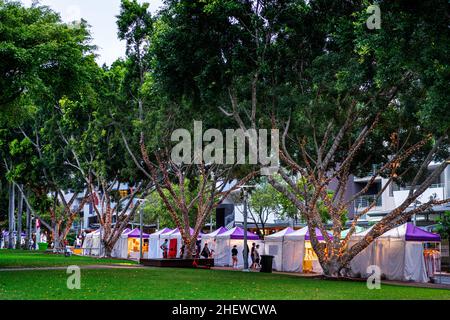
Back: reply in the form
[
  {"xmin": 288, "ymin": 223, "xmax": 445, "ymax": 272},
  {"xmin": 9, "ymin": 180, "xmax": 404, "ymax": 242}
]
[
  {"xmin": 135, "ymin": 198, "xmax": 147, "ymax": 262},
  {"xmin": 243, "ymin": 188, "xmax": 249, "ymax": 272},
  {"xmin": 239, "ymin": 185, "xmax": 255, "ymax": 272}
]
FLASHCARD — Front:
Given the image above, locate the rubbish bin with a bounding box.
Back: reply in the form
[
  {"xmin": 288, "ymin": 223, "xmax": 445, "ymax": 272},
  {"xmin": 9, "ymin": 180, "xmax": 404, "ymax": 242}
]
[
  {"xmin": 260, "ymin": 255, "xmax": 274, "ymax": 273},
  {"xmin": 38, "ymin": 242, "xmax": 48, "ymax": 251}
]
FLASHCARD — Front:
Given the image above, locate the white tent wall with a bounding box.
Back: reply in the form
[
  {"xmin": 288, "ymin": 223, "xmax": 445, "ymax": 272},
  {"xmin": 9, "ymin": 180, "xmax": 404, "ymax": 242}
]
[
  {"xmin": 200, "ymin": 236, "xmax": 218, "ymax": 254},
  {"xmin": 281, "ymin": 239, "xmax": 305, "ymax": 273},
  {"xmin": 374, "ymin": 238, "xmax": 405, "ymax": 281},
  {"xmin": 264, "ymin": 240, "xmax": 284, "ymax": 271},
  {"xmin": 111, "ymin": 234, "xmax": 129, "ymax": 259},
  {"xmin": 349, "ymin": 224, "xmax": 431, "ymax": 283},
  {"xmin": 404, "ymin": 242, "xmax": 429, "ymax": 282},
  {"xmin": 149, "ymin": 234, "xmax": 165, "ymax": 259},
  {"xmin": 90, "ymin": 233, "xmax": 101, "ymax": 256},
  {"xmin": 214, "ymin": 238, "xmax": 264, "ymax": 268},
  {"xmin": 349, "ymin": 240, "xmax": 376, "ymax": 278}
]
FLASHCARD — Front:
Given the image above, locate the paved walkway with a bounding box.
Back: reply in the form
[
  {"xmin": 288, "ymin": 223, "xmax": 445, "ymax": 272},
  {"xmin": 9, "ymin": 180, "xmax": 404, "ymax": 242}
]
[
  {"xmin": 0, "ymin": 264, "xmax": 144, "ymax": 272},
  {"xmin": 211, "ymin": 266, "xmax": 450, "ymax": 289}
]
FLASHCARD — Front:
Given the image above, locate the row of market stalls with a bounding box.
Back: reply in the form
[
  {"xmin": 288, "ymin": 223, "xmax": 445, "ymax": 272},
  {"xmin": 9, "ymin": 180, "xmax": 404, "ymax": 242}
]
[
  {"xmin": 263, "ymin": 223, "xmax": 441, "ymax": 283},
  {"xmin": 80, "ymin": 222, "xmax": 441, "ymax": 283},
  {"xmin": 82, "ymin": 228, "xmax": 150, "ymax": 260},
  {"xmin": 147, "ymin": 226, "xmax": 264, "ymax": 269}
]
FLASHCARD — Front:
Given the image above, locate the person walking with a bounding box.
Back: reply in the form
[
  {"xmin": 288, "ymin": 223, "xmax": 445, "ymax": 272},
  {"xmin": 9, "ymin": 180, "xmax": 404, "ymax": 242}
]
[
  {"xmin": 231, "ymin": 245, "xmax": 238, "ymax": 269},
  {"xmin": 250, "ymin": 243, "xmax": 256, "ymax": 269}
]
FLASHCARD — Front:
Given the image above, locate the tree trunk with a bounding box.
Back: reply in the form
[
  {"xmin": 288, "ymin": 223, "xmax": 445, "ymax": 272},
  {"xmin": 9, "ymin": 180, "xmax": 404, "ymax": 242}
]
[
  {"xmin": 8, "ymin": 182, "xmax": 15, "ymax": 249},
  {"xmin": 25, "ymin": 203, "xmax": 31, "ymax": 250},
  {"xmin": 104, "ymin": 241, "xmax": 114, "ymax": 258},
  {"xmin": 183, "ymin": 237, "xmax": 196, "ymax": 259},
  {"xmin": 16, "ymin": 186, "xmax": 23, "ymax": 249},
  {"xmin": 320, "ymin": 257, "xmax": 347, "ymax": 278}
]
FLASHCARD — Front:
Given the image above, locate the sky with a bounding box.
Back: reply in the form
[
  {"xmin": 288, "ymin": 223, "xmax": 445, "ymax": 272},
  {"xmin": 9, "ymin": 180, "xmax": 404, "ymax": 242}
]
[{"xmin": 21, "ymin": 0, "xmax": 164, "ymax": 66}]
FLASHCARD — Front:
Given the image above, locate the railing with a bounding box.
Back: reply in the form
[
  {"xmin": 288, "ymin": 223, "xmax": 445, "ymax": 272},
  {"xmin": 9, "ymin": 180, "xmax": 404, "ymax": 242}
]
[
  {"xmin": 354, "ymin": 195, "xmax": 382, "ymax": 209},
  {"xmin": 395, "ymin": 183, "xmax": 444, "ymax": 191}
]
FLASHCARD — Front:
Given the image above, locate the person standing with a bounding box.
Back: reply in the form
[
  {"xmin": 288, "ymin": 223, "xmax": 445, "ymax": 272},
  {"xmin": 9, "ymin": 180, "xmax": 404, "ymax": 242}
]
[
  {"xmin": 255, "ymin": 244, "xmax": 261, "ymax": 269},
  {"xmin": 250, "ymin": 243, "xmax": 256, "ymax": 269},
  {"xmin": 160, "ymin": 239, "xmax": 169, "ymax": 258},
  {"xmin": 231, "ymin": 245, "xmax": 238, "ymax": 269},
  {"xmin": 201, "ymin": 243, "xmax": 211, "ymax": 259},
  {"xmin": 179, "ymin": 244, "xmax": 185, "ymax": 258}
]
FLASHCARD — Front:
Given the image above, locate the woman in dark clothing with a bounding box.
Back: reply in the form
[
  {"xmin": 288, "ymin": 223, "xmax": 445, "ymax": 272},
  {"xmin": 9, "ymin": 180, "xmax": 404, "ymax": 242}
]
[
  {"xmin": 201, "ymin": 243, "xmax": 211, "ymax": 259},
  {"xmin": 231, "ymin": 245, "xmax": 238, "ymax": 269}
]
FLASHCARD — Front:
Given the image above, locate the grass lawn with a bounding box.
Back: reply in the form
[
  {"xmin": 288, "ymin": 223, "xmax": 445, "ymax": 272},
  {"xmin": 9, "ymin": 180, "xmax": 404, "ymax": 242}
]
[
  {"xmin": 1, "ymin": 250, "xmax": 449, "ymax": 300},
  {"xmin": 0, "ymin": 250, "xmax": 136, "ymax": 268}
]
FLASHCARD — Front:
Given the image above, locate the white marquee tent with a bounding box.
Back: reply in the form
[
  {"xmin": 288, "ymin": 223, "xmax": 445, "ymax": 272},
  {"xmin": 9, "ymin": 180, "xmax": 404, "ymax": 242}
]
[
  {"xmin": 215, "ymin": 227, "xmax": 263, "ymax": 268},
  {"xmin": 159, "ymin": 227, "xmax": 203, "ymax": 258},
  {"xmin": 349, "ymin": 223, "xmax": 441, "ymax": 283},
  {"xmin": 263, "ymin": 227, "xmax": 294, "ymax": 271},
  {"xmin": 81, "ymin": 229, "xmax": 101, "ymax": 256},
  {"xmin": 200, "ymin": 227, "xmax": 228, "ymax": 255},
  {"xmin": 282, "ymin": 226, "xmax": 332, "ymax": 273},
  {"xmin": 149, "ymin": 228, "xmax": 173, "ymax": 259},
  {"xmin": 110, "ymin": 228, "xmax": 132, "ymax": 259}
]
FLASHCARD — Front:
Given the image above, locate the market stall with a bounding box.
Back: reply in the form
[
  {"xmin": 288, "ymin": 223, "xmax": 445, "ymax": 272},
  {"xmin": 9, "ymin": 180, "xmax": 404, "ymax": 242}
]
[
  {"xmin": 0, "ymin": 231, "xmax": 26, "ymax": 249},
  {"xmin": 282, "ymin": 226, "xmax": 332, "ymax": 273},
  {"xmin": 110, "ymin": 228, "xmax": 132, "ymax": 259},
  {"xmin": 125, "ymin": 228, "xmax": 150, "ymax": 260},
  {"xmin": 200, "ymin": 227, "xmax": 228, "ymax": 256},
  {"xmin": 263, "ymin": 227, "xmax": 294, "ymax": 271},
  {"xmin": 159, "ymin": 227, "xmax": 203, "ymax": 258},
  {"xmin": 149, "ymin": 228, "xmax": 173, "ymax": 259},
  {"xmin": 82, "ymin": 229, "xmax": 101, "ymax": 256},
  {"xmin": 215, "ymin": 227, "xmax": 262, "ymax": 268},
  {"xmin": 349, "ymin": 223, "xmax": 441, "ymax": 283}
]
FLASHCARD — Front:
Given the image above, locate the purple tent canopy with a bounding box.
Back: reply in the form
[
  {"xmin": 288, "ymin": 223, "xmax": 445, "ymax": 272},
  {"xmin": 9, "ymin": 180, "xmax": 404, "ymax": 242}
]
[
  {"xmin": 205, "ymin": 226, "xmax": 228, "ymax": 237},
  {"xmin": 127, "ymin": 228, "xmax": 150, "ymax": 239},
  {"xmin": 304, "ymin": 228, "xmax": 333, "ymax": 241},
  {"xmin": 214, "ymin": 226, "xmax": 228, "ymax": 235},
  {"xmin": 405, "ymin": 223, "xmax": 441, "ymax": 242},
  {"xmin": 174, "ymin": 227, "xmax": 203, "ymax": 238},
  {"xmin": 159, "ymin": 227, "xmax": 173, "ymax": 235},
  {"xmin": 226, "ymin": 227, "xmax": 260, "ymax": 240}
]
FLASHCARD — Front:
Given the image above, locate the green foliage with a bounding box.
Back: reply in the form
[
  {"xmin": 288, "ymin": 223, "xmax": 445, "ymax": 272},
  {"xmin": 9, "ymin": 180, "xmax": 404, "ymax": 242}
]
[{"xmin": 436, "ymin": 211, "xmax": 450, "ymax": 240}]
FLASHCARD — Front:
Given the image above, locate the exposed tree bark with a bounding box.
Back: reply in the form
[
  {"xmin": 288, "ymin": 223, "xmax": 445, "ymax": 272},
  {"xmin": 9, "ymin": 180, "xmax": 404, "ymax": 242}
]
[
  {"xmin": 8, "ymin": 182, "xmax": 15, "ymax": 249},
  {"xmin": 271, "ymin": 115, "xmax": 449, "ymax": 277},
  {"xmin": 140, "ymin": 144, "xmax": 256, "ymax": 259},
  {"xmin": 16, "ymin": 185, "xmax": 23, "ymax": 249}
]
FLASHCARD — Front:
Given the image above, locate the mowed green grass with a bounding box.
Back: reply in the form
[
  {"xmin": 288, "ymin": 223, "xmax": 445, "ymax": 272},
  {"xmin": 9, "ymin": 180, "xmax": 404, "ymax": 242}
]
[
  {"xmin": 0, "ymin": 250, "xmax": 136, "ymax": 268},
  {"xmin": 1, "ymin": 250, "xmax": 449, "ymax": 300},
  {"xmin": 1, "ymin": 267, "xmax": 449, "ymax": 300}
]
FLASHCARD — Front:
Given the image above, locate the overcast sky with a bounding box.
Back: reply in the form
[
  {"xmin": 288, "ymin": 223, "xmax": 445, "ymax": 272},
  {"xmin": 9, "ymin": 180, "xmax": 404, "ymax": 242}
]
[{"xmin": 21, "ymin": 0, "xmax": 164, "ymax": 66}]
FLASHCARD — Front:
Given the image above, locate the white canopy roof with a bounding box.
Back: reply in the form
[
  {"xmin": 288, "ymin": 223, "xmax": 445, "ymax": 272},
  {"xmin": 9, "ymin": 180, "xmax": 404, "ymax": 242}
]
[
  {"xmin": 265, "ymin": 227, "xmax": 294, "ymax": 242},
  {"xmin": 149, "ymin": 228, "xmax": 173, "ymax": 239}
]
